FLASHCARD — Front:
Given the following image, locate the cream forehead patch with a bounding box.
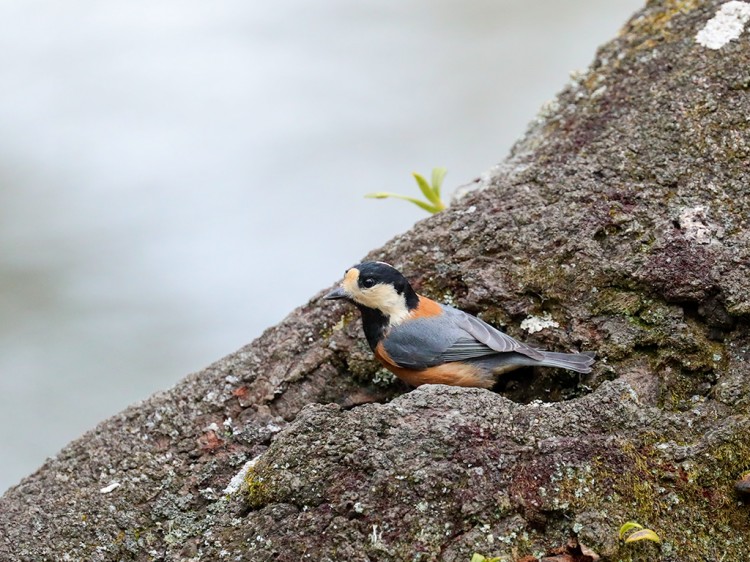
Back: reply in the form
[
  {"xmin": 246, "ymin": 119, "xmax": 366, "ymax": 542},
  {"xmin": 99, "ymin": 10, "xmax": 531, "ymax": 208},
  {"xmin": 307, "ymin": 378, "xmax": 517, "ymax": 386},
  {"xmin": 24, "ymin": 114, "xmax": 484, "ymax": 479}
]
[{"xmin": 343, "ymin": 267, "xmax": 360, "ymax": 293}]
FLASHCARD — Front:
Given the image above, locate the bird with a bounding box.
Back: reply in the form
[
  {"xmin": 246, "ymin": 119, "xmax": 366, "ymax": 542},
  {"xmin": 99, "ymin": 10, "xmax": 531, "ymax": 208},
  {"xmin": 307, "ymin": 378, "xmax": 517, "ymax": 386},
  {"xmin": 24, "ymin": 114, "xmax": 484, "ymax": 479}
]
[{"xmin": 325, "ymin": 261, "xmax": 594, "ymax": 389}]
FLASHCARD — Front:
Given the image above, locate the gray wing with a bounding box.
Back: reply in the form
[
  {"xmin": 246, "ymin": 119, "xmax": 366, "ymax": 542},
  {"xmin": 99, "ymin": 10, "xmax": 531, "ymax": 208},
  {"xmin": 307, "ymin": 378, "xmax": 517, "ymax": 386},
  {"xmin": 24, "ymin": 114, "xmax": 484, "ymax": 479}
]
[
  {"xmin": 381, "ymin": 315, "xmax": 468, "ymax": 369},
  {"xmin": 443, "ymin": 306, "xmax": 545, "ymax": 361},
  {"xmin": 382, "ymin": 304, "xmax": 544, "ymax": 369}
]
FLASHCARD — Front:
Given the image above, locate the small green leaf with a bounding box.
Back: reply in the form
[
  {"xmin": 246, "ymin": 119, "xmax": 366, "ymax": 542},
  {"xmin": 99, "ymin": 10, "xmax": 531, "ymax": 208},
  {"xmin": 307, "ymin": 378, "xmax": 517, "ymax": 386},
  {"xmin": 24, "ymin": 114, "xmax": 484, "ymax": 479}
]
[
  {"xmin": 624, "ymin": 529, "xmax": 661, "ymax": 544},
  {"xmin": 470, "ymin": 555, "xmax": 502, "ymax": 562},
  {"xmin": 412, "ymin": 172, "xmax": 441, "ymax": 206},
  {"xmin": 365, "ymin": 167, "xmax": 448, "ymax": 214},
  {"xmin": 431, "ymin": 167, "xmax": 447, "ymax": 197},
  {"xmin": 619, "ymin": 521, "xmax": 661, "ymax": 545},
  {"xmin": 365, "ymin": 192, "xmax": 440, "ymax": 213},
  {"xmin": 618, "ymin": 521, "xmax": 643, "ymax": 540}
]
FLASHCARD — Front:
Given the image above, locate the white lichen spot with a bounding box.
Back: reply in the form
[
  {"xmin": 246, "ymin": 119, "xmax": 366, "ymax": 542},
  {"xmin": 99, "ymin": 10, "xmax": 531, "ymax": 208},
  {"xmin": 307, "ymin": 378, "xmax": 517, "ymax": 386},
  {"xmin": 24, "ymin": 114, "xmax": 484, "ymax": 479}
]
[
  {"xmin": 498, "ymin": 531, "xmax": 518, "ymax": 545},
  {"xmin": 222, "ymin": 417, "xmax": 243, "ymax": 436},
  {"xmin": 520, "ymin": 312, "xmax": 559, "ymax": 334},
  {"xmin": 591, "ymin": 85, "xmax": 608, "ymax": 99},
  {"xmin": 265, "ymin": 422, "xmax": 283, "ymax": 433},
  {"xmin": 696, "ymin": 1, "xmax": 750, "ymax": 49},
  {"xmin": 539, "ymin": 97, "xmax": 560, "ymax": 119},
  {"xmin": 678, "ymin": 205, "xmax": 715, "ymax": 244},
  {"xmin": 99, "ymin": 481, "xmax": 120, "ymax": 494},
  {"xmin": 223, "ymin": 455, "xmax": 261, "ymax": 495},
  {"xmin": 370, "ymin": 524, "xmax": 383, "ymax": 546}
]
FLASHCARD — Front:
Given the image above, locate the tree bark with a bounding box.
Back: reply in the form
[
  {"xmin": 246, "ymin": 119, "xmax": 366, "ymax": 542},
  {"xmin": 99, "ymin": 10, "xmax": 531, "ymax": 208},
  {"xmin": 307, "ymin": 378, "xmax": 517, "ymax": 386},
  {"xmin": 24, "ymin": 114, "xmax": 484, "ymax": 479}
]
[{"xmin": 3, "ymin": 1, "xmax": 750, "ymax": 560}]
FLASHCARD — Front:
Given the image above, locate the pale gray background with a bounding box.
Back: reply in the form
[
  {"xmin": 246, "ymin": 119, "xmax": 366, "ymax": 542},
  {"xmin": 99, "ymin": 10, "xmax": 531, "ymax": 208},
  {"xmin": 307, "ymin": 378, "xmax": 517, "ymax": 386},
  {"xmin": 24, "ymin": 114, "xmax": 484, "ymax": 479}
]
[{"xmin": 0, "ymin": 0, "xmax": 643, "ymax": 492}]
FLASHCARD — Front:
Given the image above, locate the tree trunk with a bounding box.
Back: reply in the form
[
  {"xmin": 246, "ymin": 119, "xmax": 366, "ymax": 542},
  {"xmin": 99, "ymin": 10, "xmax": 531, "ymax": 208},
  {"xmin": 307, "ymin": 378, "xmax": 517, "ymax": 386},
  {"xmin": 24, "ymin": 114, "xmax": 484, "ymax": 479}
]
[{"xmin": 3, "ymin": 1, "xmax": 750, "ymax": 560}]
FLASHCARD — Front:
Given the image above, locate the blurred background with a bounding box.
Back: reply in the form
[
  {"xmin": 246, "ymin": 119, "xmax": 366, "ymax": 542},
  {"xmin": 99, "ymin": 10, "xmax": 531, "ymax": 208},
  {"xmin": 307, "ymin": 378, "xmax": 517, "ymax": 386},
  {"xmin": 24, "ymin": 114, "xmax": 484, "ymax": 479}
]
[{"xmin": 0, "ymin": 0, "xmax": 642, "ymax": 493}]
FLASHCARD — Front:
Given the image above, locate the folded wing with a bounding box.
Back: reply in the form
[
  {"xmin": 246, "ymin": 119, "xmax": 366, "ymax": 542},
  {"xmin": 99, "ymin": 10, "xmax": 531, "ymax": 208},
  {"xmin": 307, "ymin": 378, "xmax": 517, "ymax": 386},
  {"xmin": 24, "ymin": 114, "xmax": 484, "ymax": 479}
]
[
  {"xmin": 444, "ymin": 307, "xmax": 545, "ymax": 361},
  {"xmin": 381, "ymin": 303, "xmax": 544, "ymax": 369}
]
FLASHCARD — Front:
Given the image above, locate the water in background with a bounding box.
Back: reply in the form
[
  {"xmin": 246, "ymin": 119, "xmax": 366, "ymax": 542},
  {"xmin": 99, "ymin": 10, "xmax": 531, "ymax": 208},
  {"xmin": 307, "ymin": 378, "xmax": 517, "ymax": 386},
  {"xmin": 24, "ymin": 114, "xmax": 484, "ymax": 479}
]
[{"xmin": 0, "ymin": 0, "xmax": 643, "ymax": 492}]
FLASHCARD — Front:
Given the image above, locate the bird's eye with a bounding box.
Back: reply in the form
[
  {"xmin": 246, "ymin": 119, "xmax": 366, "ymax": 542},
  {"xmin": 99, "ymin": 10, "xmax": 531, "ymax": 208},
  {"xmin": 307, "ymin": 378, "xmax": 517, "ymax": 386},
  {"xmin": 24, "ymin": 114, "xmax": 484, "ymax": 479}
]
[{"xmin": 362, "ymin": 277, "xmax": 376, "ymax": 288}]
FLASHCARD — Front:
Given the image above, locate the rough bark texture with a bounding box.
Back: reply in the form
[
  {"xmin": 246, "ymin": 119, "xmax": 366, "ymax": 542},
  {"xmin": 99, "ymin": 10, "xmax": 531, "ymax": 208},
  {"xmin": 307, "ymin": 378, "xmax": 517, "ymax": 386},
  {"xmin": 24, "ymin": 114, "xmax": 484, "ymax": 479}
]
[{"xmin": 3, "ymin": 1, "xmax": 750, "ymax": 560}]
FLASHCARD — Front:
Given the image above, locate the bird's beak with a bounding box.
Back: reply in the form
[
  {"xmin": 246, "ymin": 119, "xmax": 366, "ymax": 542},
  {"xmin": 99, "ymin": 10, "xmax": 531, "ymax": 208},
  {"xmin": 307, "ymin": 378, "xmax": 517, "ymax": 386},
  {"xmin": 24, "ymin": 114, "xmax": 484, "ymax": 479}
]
[{"xmin": 324, "ymin": 286, "xmax": 349, "ymax": 300}]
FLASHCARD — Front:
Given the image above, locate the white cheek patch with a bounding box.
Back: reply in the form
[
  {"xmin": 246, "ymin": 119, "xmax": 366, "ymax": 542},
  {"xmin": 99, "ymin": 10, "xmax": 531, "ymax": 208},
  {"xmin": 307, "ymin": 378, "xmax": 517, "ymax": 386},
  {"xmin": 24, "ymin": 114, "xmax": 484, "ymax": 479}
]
[
  {"xmin": 358, "ymin": 285, "xmax": 410, "ymax": 325},
  {"xmin": 386, "ymin": 306, "xmax": 411, "ymax": 326},
  {"xmin": 341, "ymin": 271, "xmax": 410, "ymax": 325}
]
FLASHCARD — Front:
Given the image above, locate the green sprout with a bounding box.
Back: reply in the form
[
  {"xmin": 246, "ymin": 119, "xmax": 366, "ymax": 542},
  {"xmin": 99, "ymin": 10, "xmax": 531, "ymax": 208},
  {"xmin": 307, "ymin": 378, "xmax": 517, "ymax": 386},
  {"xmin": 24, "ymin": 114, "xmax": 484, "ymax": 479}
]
[
  {"xmin": 470, "ymin": 554, "xmax": 503, "ymax": 562},
  {"xmin": 366, "ymin": 167, "xmax": 447, "ymax": 214},
  {"xmin": 619, "ymin": 521, "xmax": 661, "ymax": 544}
]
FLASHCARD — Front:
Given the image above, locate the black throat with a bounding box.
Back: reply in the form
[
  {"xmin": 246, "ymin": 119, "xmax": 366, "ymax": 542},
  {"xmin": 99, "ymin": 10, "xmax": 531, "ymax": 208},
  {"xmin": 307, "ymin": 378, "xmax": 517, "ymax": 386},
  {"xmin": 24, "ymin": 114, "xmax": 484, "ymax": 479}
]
[
  {"xmin": 354, "ymin": 279, "xmax": 418, "ymax": 350},
  {"xmin": 357, "ymin": 305, "xmax": 390, "ymax": 351}
]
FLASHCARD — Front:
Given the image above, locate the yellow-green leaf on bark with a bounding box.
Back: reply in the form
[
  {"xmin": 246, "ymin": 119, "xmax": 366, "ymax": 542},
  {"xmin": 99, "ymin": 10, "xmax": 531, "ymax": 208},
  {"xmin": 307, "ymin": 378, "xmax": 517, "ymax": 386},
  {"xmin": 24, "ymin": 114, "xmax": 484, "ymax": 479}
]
[
  {"xmin": 624, "ymin": 528, "xmax": 661, "ymax": 543},
  {"xmin": 412, "ymin": 172, "xmax": 441, "ymax": 206},
  {"xmin": 430, "ymin": 167, "xmax": 447, "ymax": 197},
  {"xmin": 618, "ymin": 521, "xmax": 643, "ymax": 540},
  {"xmin": 364, "ymin": 192, "xmax": 440, "ymax": 213}
]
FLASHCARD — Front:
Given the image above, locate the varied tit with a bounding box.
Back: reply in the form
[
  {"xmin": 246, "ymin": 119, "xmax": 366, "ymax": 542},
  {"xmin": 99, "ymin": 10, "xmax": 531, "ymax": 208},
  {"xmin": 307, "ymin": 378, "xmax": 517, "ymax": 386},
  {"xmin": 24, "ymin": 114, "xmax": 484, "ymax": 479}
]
[{"xmin": 325, "ymin": 261, "xmax": 594, "ymax": 389}]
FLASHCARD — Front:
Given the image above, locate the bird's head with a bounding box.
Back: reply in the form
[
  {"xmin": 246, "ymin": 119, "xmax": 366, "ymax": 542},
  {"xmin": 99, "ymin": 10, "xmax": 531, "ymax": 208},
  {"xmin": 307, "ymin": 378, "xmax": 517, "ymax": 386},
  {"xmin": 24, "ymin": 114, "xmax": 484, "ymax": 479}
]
[{"xmin": 325, "ymin": 261, "xmax": 419, "ymax": 324}]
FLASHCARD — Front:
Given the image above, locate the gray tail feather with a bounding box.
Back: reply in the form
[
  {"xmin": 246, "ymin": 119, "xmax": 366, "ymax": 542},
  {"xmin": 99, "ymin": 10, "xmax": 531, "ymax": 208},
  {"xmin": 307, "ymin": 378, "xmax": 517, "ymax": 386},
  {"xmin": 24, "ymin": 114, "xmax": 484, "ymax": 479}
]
[{"xmin": 536, "ymin": 350, "xmax": 595, "ymax": 373}]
